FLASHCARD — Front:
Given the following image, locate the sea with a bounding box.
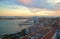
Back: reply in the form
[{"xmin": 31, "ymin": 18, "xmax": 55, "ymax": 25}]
[{"xmin": 0, "ymin": 19, "xmax": 30, "ymax": 36}]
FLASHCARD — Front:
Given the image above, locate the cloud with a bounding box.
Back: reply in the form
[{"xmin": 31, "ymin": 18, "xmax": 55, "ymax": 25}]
[
  {"xmin": 0, "ymin": 0, "xmax": 60, "ymax": 11},
  {"xmin": 17, "ymin": 0, "xmax": 60, "ymax": 10},
  {"xmin": 48, "ymin": 0, "xmax": 60, "ymax": 4},
  {"xmin": 0, "ymin": 0, "xmax": 56, "ymax": 16},
  {"xmin": 18, "ymin": 0, "xmax": 32, "ymax": 5},
  {"xmin": 0, "ymin": 4, "xmax": 55, "ymax": 16},
  {"xmin": 30, "ymin": 8, "xmax": 55, "ymax": 14}
]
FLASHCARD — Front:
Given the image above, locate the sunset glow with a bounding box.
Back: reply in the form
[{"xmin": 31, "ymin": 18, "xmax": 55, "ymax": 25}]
[{"xmin": 0, "ymin": 0, "xmax": 60, "ymax": 16}]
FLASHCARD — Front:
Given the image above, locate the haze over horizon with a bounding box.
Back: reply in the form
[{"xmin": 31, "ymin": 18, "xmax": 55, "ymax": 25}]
[{"xmin": 0, "ymin": 0, "xmax": 60, "ymax": 16}]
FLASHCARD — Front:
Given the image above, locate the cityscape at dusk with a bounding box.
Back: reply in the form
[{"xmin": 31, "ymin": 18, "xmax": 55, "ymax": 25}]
[{"xmin": 0, "ymin": 0, "xmax": 60, "ymax": 39}]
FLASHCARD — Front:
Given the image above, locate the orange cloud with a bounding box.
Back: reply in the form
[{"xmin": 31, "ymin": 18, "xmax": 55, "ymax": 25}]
[
  {"xmin": 53, "ymin": 11, "xmax": 60, "ymax": 16},
  {"xmin": 18, "ymin": 0, "xmax": 32, "ymax": 5}
]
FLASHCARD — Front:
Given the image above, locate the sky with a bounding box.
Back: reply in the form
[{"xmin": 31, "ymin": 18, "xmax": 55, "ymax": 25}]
[{"xmin": 0, "ymin": 0, "xmax": 60, "ymax": 16}]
